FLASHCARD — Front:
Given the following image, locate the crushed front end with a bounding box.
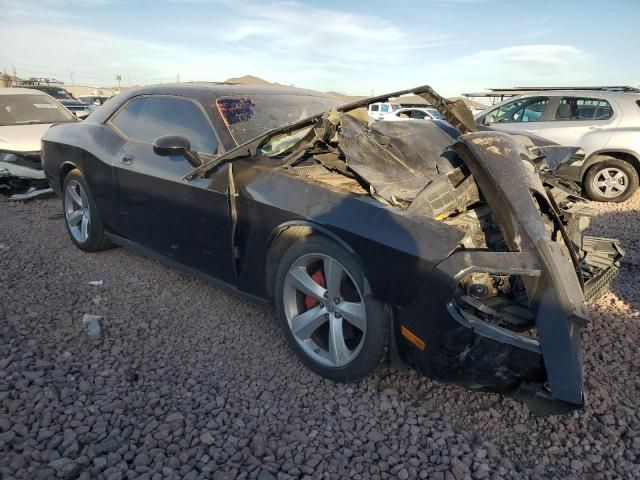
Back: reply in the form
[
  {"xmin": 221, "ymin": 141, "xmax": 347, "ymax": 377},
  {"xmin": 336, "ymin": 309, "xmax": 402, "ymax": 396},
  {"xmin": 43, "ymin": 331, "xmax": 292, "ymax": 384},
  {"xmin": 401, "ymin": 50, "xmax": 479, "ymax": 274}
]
[
  {"xmin": 192, "ymin": 84, "xmax": 623, "ymax": 412},
  {"xmin": 397, "ymin": 131, "xmax": 623, "ymax": 413},
  {"xmin": 0, "ymin": 151, "xmax": 53, "ymax": 199}
]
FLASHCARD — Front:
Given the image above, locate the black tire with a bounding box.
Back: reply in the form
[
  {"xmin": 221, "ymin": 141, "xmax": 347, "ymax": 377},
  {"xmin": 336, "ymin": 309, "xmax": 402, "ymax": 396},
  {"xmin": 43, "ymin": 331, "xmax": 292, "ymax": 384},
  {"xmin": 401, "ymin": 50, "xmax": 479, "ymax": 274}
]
[
  {"xmin": 274, "ymin": 235, "xmax": 388, "ymax": 382},
  {"xmin": 62, "ymin": 169, "xmax": 112, "ymax": 252},
  {"xmin": 584, "ymin": 156, "xmax": 638, "ymax": 203}
]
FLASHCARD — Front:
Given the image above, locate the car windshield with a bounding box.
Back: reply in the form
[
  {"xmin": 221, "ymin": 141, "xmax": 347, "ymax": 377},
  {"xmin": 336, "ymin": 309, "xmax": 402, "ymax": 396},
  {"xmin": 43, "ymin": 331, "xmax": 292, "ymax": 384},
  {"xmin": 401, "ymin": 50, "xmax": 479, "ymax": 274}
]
[
  {"xmin": 0, "ymin": 94, "xmax": 76, "ymax": 126},
  {"xmin": 216, "ymin": 94, "xmax": 340, "ymax": 145},
  {"xmin": 44, "ymin": 89, "xmax": 74, "ymax": 100}
]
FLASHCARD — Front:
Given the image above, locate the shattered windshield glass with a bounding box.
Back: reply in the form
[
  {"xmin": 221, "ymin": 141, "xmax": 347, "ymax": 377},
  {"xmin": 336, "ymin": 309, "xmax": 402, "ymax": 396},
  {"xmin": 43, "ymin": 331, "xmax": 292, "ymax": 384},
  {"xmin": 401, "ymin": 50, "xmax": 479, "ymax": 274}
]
[
  {"xmin": 260, "ymin": 126, "xmax": 312, "ymax": 156},
  {"xmin": 0, "ymin": 94, "xmax": 76, "ymax": 126},
  {"xmin": 216, "ymin": 94, "xmax": 339, "ymax": 145}
]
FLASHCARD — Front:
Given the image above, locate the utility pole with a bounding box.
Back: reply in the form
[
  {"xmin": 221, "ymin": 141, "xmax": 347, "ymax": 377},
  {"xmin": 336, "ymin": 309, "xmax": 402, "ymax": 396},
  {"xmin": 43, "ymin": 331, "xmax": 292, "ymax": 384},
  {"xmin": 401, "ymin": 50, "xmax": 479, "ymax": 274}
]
[
  {"xmin": 116, "ymin": 75, "xmax": 122, "ymax": 91},
  {"xmin": 177, "ymin": 73, "xmax": 180, "ymax": 83},
  {"xmin": 11, "ymin": 64, "xmax": 17, "ymax": 87}
]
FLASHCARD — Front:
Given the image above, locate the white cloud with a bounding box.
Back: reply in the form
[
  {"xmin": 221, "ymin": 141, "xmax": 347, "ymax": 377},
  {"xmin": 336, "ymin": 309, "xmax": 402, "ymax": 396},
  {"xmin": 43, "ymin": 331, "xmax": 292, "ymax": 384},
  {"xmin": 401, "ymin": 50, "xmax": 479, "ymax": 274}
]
[
  {"xmin": 177, "ymin": 1, "xmax": 454, "ymax": 65},
  {"xmin": 420, "ymin": 45, "xmax": 597, "ymax": 96},
  {"xmin": 0, "ymin": 0, "xmax": 456, "ymax": 93},
  {"xmin": 0, "ymin": 0, "xmax": 625, "ymax": 97}
]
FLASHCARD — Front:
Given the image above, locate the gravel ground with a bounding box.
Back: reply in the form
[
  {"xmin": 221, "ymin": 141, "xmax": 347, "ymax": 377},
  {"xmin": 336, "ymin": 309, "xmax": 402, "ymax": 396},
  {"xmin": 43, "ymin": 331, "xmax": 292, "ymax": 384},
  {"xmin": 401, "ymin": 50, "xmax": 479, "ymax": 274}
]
[{"xmin": 0, "ymin": 194, "xmax": 638, "ymax": 480}]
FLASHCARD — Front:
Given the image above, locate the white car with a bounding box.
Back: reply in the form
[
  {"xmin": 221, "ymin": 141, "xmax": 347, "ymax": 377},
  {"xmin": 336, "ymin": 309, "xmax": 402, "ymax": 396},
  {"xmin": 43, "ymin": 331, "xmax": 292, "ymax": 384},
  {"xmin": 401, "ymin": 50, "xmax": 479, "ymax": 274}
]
[
  {"xmin": 78, "ymin": 95, "xmax": 111, "ymax": 106},
  {"xmin": 381, "ymin": 107, "xmax": 442, "ymax": 121},
  {"xmin": 0, "ymin": 88, "xmax": 76, "ymax": 197}
]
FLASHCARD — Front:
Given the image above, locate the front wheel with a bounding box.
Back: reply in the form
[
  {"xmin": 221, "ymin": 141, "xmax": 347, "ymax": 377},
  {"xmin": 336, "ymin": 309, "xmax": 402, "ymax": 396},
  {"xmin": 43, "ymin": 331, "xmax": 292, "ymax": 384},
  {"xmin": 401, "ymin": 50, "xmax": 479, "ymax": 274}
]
[
  {"xmin": 274, "ymin": 236, "xmax": 388, "ymax": 382},
  {"xmin": 62, "ymin": 169, "xmax": 112, "ymax": 252},
  {"xmin": 584, "ymin": 157, "xmax": 638, "ymax": 202}
]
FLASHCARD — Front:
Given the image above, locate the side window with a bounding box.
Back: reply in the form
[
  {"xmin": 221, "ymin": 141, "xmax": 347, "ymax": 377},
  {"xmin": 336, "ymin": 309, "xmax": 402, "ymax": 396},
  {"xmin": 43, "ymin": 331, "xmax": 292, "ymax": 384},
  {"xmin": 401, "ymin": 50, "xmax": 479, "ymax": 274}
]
[
  {"xmin": 410, "ymin": 110, "xmax": 427, "ymax": 119},
  {"xmin": 370, "ymin": 104, "xmax": 379, "ymax": 112},
  {"xmin": 380, "ymin": 104, "xmax": 390, "ymax": 113},
  {"xmin": 111, "ymin": 96, "xmax": 219, "ymax": 154},
  {"xmin": 554, "ymin": 97, "xmax": 613, "ymax": 121},
  {"xmin": 111, "ymin": 97, "xmax": 147, "ymax": 138},
  {"xmin": 494, "ymin": 97, "xmax": 549, "ymax": 123},
  {"xmin": 134, "ymin": 97, "xmax": 219, "ymax": 154}
]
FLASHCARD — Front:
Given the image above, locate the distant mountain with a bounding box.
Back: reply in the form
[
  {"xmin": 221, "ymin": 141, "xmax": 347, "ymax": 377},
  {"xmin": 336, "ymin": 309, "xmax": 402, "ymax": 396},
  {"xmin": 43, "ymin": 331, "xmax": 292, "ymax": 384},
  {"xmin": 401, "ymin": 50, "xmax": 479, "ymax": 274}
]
[
  {"xmin": 223, "ymin": 75, "xmax": 278, "ymax": 86},
  {"xmin": 222, "ymin": 75, "xmax": 367, "ymax": 102},
  {"xmin": 222, "ymin": 76, "xmax": 481, "ymax": 107},
  {"xmin": 325, "ymin": 91, "xmax": 367, "ymax": 102}
]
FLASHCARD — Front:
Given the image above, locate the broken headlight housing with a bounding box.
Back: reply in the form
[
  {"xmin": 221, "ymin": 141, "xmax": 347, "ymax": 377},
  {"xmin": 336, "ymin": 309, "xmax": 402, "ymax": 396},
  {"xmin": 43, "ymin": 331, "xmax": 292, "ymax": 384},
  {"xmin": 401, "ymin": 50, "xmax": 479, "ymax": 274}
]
[
  {"xmin": 0, "ymin": 152, "xmax": 19, "ymax": 163},
  {"xmin": 455, "ymin": 271, "xmax": 537, "ymax": 334}
]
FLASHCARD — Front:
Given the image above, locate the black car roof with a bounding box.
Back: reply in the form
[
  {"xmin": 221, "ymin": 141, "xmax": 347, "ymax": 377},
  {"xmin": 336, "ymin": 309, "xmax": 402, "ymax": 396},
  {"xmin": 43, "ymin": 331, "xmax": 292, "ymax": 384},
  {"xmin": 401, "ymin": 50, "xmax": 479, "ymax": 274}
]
[
  {"xmin": 87, "ymin": 83, "xmax": 336, "ymax": 125},
  {"xmin": 122, "ymin": 82, "xmax": 332, "ymax": 98}
]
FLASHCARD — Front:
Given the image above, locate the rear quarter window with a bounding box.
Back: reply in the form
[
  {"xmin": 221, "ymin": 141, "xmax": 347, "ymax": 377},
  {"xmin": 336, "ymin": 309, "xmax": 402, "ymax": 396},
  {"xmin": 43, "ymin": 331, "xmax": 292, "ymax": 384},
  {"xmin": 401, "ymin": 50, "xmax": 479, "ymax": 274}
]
[
  {"xmin": 554, "ymin": 97, "xmax": 613, "ymax": 121},
  {"xmin": 111, "ymin": 97, "xmax": 147, "ymax": 137}
]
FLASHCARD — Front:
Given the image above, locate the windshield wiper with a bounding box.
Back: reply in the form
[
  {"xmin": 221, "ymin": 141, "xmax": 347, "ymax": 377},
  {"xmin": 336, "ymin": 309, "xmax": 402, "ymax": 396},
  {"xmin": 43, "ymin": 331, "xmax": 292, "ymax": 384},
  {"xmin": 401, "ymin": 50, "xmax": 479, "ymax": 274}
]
[{"xmin": 13, "ymin": 120, "xmax": 43, "ymax": 125}]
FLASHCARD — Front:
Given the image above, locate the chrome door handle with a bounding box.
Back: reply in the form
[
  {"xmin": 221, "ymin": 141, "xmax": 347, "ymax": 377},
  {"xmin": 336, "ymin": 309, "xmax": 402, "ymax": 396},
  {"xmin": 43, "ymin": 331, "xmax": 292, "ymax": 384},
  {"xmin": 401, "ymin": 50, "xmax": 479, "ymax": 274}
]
[{"xmin": 121, "ymin": 155, "xmax": 134, "ymax": 165}]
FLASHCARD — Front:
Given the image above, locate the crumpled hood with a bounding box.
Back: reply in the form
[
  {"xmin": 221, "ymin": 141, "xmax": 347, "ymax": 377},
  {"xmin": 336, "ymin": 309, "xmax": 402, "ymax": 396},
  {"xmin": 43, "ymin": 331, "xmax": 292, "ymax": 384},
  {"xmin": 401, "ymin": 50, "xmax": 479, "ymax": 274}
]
[{"xmin": 0, "ymin": 123, "xmax": 53, "ymax": 153}]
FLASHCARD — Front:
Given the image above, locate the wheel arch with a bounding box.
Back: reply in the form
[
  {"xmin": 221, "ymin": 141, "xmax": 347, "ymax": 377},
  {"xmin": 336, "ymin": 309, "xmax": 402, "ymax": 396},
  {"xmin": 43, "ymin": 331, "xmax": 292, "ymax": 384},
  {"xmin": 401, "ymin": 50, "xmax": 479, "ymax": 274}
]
[
  {"xmin": 59, "ymin": 162, "xmax": 79, "ymax": 190},
  {"xmin": 580, "ymin": 149, "xmax": 640, "ymax": 179},
  {"xmin": 264, "ymin": 221, "xmax": 360, "ymax": 300}
]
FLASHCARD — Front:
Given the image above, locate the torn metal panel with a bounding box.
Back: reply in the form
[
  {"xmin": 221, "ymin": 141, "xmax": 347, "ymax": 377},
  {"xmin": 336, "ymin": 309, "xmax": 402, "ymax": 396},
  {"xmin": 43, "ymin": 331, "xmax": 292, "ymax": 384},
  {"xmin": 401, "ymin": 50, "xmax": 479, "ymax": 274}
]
[
  {"xmin": 338, "ymin": 115, "xmax": 436, "ymax": 203},
  {"xmin": 337, "ymin": 115, "xmax": 468, "ymax": 206},
  {"xmin": 416, "ymin": 89, "xmax": 477, "ymax": 134}
]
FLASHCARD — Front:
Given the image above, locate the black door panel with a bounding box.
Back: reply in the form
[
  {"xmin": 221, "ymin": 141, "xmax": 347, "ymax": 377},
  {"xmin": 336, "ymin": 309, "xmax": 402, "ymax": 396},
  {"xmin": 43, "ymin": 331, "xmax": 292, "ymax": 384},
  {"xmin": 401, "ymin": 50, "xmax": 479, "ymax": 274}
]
[
  {"xmin": 109, "ymin": 94, "xmax": 233, "ymax": 282},
  {"xmin": 114, "ymin": 144, "xmax": 234, "ymax": 283}
]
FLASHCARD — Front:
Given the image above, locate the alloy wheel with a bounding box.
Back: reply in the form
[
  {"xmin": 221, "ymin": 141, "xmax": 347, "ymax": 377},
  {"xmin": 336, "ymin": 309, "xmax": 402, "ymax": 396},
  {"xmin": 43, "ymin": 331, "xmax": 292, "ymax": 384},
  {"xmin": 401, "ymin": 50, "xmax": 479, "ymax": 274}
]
[
  {"xmin": 64, "ymin": 180, "xmax": 90, "ymax": 243},
  {"xmin": 282, "ymin": 253, "xmax": 367, "ymax": 367},
  {"xmin": 592, "ymin": 167, "xmax": 629, "ymax": 199}
]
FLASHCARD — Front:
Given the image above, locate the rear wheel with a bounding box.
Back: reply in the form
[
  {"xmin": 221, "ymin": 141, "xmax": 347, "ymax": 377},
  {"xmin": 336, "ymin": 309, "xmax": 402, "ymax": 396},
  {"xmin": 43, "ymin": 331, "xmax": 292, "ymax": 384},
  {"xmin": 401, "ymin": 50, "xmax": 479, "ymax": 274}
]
[
  {"xmin": 584, "ymin": 157, "xmax": 638, "ymax": 202},
  {"xmin": 274, "ymin": 236, "xmax": 387, "ymax": 381},
  {"xmin": 62, "ymin": 169, "xmax": 112, "ymax": 252}
]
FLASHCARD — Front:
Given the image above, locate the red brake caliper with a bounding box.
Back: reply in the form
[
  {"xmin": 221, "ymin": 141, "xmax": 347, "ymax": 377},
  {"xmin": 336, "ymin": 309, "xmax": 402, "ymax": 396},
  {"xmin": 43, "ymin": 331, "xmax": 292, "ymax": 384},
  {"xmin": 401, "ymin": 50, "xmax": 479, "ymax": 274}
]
[{"xmin": 304, "ymin": 270, "xmax": 326, "ymax": 309}]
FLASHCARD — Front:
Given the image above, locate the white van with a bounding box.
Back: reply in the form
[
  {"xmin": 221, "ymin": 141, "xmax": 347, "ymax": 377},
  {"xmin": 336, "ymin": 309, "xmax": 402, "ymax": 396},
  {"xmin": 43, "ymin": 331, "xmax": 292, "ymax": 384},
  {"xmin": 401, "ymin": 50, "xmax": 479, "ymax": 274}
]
[{"xmin": 368, "ymin": 102, "xmax": 401, "ymax": 120}]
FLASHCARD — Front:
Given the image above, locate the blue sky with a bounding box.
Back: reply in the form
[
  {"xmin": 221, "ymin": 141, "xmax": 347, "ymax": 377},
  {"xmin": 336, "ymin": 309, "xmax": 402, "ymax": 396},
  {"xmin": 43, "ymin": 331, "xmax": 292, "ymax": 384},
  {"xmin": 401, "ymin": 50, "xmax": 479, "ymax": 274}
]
[{"xmin": 1, "ymin": 0, "xmax": 639, "ymax": 96}]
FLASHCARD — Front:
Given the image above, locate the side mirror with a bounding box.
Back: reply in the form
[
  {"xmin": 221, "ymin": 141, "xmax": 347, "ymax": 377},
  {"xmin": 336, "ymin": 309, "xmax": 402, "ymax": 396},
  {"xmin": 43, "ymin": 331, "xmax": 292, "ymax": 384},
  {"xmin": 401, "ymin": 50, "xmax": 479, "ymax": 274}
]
[
  {"xmin": 483, "ymin": 114, "xmax": 495, "ymax": 126},
  {"xmin": 153, "ymin": 135, "xmax": 203, "ymax": 168}
]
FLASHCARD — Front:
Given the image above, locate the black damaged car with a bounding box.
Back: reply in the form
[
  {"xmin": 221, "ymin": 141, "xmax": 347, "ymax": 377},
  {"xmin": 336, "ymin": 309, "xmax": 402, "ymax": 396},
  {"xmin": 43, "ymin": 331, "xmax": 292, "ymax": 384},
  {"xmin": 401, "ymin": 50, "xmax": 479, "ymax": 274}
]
[{"xmin": 41, "ymin": 83, "xmax": 623, "ymax": 413}]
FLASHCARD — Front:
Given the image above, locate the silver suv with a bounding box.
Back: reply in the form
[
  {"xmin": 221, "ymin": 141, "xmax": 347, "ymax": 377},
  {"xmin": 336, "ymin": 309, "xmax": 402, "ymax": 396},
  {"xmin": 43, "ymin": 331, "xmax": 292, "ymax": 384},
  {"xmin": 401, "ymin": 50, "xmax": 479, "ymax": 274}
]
[{"xmin": 476, "ymin": 89, "xmax": 640, "ymax": 202}]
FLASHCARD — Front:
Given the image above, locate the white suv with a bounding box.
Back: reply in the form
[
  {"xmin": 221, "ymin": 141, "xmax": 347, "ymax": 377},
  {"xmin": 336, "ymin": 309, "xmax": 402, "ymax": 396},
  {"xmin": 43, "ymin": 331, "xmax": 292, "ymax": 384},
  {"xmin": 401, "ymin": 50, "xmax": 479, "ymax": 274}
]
[{"xmin": 476, "ymin": 90, "xmax": 640, "ymax": 202}]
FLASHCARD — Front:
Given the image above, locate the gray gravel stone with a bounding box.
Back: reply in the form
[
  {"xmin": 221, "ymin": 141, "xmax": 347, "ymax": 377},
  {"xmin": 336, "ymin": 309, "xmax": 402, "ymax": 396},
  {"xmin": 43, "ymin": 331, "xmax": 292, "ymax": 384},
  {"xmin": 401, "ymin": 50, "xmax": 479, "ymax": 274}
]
[
  {"xmin": 199, "ymin": 432, "xmax": 215, "ymax": 445},
  {"xmin": 94, "ymin": 437, "xmax": 121, "ymax": 455},
  {"xmin": 1, "ymin": 196, "xmax": 640, "ymax": 480}
]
